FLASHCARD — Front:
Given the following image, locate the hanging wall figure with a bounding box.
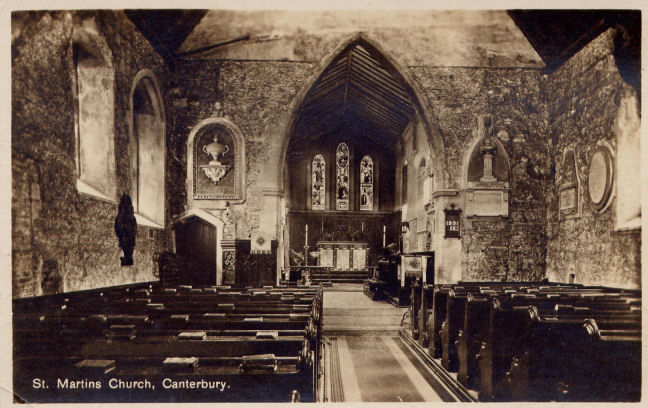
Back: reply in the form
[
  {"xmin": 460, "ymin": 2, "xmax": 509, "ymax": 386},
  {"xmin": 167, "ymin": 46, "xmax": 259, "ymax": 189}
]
[{"xmin": 115, "ymin": 194, "xmax": 137, "ymax": 266}]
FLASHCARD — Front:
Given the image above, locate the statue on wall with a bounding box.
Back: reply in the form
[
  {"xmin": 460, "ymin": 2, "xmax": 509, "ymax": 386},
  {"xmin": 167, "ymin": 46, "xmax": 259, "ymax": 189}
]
[
  {"xmin": 114, "ymin": 194, "xmax": 137, "ymax": 266},
  {"xmin": 41, "ymin": 259, "xmax": 63, "ymax": 295}
]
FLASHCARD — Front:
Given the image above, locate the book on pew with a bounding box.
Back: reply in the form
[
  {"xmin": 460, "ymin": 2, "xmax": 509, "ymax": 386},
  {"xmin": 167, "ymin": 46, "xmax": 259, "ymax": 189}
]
[
  {"xmin": 108, "ymin": 315, "xmax": 149, "ymax": 324},
  {"xmin": 75, "ymin": 359, "xmax": 116, "ymax": 375},
  {"xmin": 177, "ymin": 331, "xmax": 207, "ymax": 340},
  {"xmin": 203, "ymin": 313, "xmax": 226, "ymax": 319},
  {"xmin": 256, "ymin": 331, "xmax": 279, "ymax": 339},
  {"xmin": 240, "ymin": 354, "xmax": 278, "ymax": 372},
  {"xmin": 134, "ymin": 289, "xmax": 150, "ymax": 297},
  {"xmin": 218, "ymin": 303, "xmax": 235, "ymax": 310},
  {"xmin": 108, "ymin": 324, "xmax": 137, "ymax": 340},
  {"xmin": 163, "ymin": 357, "xmax": 199, "ymax": 372}
]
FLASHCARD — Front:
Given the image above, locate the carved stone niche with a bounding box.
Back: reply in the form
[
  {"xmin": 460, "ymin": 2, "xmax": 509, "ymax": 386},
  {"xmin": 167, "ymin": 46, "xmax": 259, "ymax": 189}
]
[
  {"xmin": 187, "ymin": 117, "xmax": 246, "ymax": 208},
  {"xmin": 558, "ymin": 149, "xmax": 582, "ymax": 220},
  {"xmin": 463, "ymin": 116, "xmax": 511, "ymax": 218}
]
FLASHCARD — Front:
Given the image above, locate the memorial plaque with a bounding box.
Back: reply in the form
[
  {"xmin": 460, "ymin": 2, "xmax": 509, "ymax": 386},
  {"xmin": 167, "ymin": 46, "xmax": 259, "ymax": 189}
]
[
  {"xmin": 473, "ymin": 190, "xmax": 502, "ymax": 216},
  {"xmin": 559, "ymin": 186, "xmax": 577, "ymax": 210},
  {"xmin": 588, "ymin": 145, "xmax": 614, "ymax": 212}
]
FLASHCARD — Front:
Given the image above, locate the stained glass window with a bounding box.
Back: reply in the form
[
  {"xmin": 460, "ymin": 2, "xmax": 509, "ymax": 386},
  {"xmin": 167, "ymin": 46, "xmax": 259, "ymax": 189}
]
[
  {"xmin": 360, "ymin": 155, "xmax": 373, "ymax": 211},
  {"xmin": 312, "ymin": 154, "xmax": 326, "ymax": 210},
  {"xmin": 336, "ymin": 143, "xmax": 350, "ymax": 210}
]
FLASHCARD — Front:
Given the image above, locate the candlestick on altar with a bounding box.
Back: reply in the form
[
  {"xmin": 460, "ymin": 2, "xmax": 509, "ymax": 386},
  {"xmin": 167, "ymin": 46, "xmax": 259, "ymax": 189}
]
[
  {"xmin": 382, "ymin": 225, "xmax": 386, "ymax": 247},
  {"xmin": 305, "ymin": 224, "xmax": 308, "ymax": 246}
]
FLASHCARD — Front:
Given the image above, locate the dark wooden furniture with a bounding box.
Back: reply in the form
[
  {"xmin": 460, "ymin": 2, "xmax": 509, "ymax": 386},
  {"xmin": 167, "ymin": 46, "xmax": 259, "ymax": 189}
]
[
  {"xmin": 13, "ymin": 281, "xmax": 323, "ymax": 403},
  {"xmin": 406, "ymin": 281, "xmax": 641, "ymax": 402}
]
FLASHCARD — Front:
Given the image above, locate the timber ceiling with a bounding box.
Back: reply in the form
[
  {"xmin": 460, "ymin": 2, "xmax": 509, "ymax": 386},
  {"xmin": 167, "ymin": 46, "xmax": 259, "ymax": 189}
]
[
  {"xmin": 289, "ymin": 40, "xmax": 416, "ymax": 153},
  {"xmin": 508, "ymin": 10, "xmax": 641, "ymax": 73},
  {"xmin": 125, "ymin": 10, "xmax": 207, "ymax": 68}
]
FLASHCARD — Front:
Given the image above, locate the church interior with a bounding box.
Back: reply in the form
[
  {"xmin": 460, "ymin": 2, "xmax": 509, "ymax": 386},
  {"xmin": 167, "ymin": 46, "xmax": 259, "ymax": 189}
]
[{"xmin": 10, "ymin": 8, "xmax": 642, "ymax": 403}]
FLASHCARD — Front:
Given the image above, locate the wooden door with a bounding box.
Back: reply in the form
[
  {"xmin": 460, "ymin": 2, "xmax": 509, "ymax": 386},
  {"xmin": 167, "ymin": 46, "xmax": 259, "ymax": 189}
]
[{"xmin": 175, "ymin": 217, "xmax": 217, "ymax": 285}]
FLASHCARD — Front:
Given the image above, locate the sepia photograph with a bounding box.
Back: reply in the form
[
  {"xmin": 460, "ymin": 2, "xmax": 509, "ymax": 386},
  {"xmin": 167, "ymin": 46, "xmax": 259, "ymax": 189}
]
[{"xmin": 7, "ymin": 2, "xmax": 644, "ymax": 404}]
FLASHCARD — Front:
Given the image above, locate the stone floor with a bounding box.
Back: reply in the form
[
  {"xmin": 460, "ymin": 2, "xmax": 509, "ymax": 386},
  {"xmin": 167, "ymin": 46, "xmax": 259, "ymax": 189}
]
[
  {"xmin": 321, "ymin": 288, "xmax": 444, "ymax": 402},
  {"xmin": 325, "ymin": 334, "xmax": 443, "ymax": 402},
  {"xmin": 322, "ymin": 286, "xmax": 403, "ymax": 331}
]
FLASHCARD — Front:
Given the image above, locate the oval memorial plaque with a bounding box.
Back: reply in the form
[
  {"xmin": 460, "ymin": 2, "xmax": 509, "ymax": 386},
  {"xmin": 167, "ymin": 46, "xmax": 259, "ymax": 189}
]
[{"xmin": 587, "ymin": 146, "xmax": 614, "ymax": 212}]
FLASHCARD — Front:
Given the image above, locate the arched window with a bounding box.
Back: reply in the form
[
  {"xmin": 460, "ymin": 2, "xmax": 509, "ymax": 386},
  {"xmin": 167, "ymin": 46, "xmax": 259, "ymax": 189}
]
[
  {"xmin": 336, "ymin": 143, "xmax": 350, "ymax": 210},
  {"xmin": 312, "ymin": 154, "xmax": 326, "ymax": 210},
  {"xmin": 72, "ymin": 26, "xmax": 116, "ymax": 202},
  {"xmin": 360, "ymin": 155, "xmax": 374, "ymax": 211},
  {"xmin": 129, "ymin": 70, "xmax": 165, "ymax": 228}
]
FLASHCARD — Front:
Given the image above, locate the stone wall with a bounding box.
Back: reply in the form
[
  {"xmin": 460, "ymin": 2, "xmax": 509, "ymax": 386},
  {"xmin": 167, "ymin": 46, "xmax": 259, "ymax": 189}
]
[
  {"xmin": 410, "ymin": 66, "xmax": 550, "ymax": 281},
  {"xmin": 543, "ymin": 29, "xmax": 641, "ymax": 288},
  {"xmin": 12, "ymin": 11, "xmax": 171, "ymax": 298},
  {"xmin": 167, "ymin": 59, "xmax": 313, "ymax": 239},
  {"xmin": 169, "ymin": 46, "xmax": 552, "ymax": 283},
  {"xmin": 14, "ymin": 13, "xmax": 638, "ymax": 296}
]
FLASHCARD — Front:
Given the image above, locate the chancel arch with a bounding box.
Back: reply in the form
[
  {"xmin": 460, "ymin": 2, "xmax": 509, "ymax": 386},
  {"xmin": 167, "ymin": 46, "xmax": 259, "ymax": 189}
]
[{"xmin": 283, "ymin": 35, "xmax": 447, "ymax": 280}]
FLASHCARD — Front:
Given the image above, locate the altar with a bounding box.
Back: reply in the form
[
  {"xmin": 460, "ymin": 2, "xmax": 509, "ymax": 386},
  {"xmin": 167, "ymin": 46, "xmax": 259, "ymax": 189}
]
[{"xmin": 316, "ymin": 241, "xmax": 369, "ymax": 270}]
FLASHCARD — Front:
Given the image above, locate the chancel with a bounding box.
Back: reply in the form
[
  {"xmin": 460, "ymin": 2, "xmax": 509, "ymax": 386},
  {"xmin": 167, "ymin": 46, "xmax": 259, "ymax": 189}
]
[{"xmin": 10, "ymin": 8, "xmax": 642, "ymax": 404}]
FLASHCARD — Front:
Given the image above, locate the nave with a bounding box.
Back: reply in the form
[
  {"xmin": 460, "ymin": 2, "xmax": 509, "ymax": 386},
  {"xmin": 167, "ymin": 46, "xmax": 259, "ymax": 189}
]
[
  {"xmin": 321, "ymin": 288, "xmax": 446, "ymax": 402},
  {"xmin": 14, "ymin": 277, "xmax": 640, "ymax": 403},
  {"xmin": 11, "ymin": 8, "xmax": 642, "ymax": 405}
]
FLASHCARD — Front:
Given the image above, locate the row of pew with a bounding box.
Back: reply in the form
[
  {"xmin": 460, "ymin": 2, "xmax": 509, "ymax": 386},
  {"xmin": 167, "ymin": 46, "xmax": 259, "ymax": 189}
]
[
  {"xmin": 407, "ymin": 280, "xmax": 641, "ymax": 402},
  {"xmin": 13, "ymin": 282, "xmax": 323, "ymax": 402}
]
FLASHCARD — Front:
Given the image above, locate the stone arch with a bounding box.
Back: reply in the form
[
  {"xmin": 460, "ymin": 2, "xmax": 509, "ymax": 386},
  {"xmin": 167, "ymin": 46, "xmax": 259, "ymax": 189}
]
[
  {"xmin": 278, "ymin": 32, "xmax": 448, "ymax": 192},
  {"xmin": 462, "ymin": 131, "xmax": 511, "ymax": 189},
  {"xmin": 70, "ymin": 21, "xmax": 117, "ymax": 203},
  {"xmin": 128, "ymin": 68, "xmax": 166, "ymax": 228}
]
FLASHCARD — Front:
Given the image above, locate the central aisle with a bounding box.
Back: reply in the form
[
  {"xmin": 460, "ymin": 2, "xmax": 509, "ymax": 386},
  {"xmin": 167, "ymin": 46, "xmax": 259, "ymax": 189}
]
[{"xmin": 321, "ymin": 287, "xmax": 446, "ymax": 402}]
